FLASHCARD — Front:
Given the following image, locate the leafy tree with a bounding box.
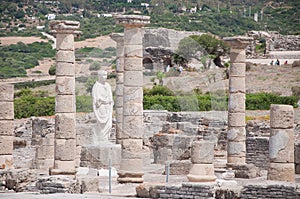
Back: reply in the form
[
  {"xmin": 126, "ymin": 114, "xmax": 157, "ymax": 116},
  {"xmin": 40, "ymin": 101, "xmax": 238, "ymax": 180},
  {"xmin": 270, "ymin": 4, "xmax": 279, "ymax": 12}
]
[{"xmin": 156, "ymin": 71, "xmax": 166, "ymax": 86}]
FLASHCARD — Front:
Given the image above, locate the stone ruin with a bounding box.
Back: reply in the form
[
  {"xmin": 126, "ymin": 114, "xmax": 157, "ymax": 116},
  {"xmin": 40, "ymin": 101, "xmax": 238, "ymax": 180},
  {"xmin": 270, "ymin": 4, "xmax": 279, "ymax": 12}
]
[{"xmin": 0, "ymin": 16, "xmax": 300, "ymax": 198}]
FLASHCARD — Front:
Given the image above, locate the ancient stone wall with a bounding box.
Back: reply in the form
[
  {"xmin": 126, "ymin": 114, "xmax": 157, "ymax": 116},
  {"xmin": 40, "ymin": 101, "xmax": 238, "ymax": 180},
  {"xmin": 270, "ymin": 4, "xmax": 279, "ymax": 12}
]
[
  {"xmin": 142, "ymin": 182, "xmax": 300, "ymax": 198},
  {"xmin": 246, "ymin": 137, "xmax": 269, "ymax": 170}
]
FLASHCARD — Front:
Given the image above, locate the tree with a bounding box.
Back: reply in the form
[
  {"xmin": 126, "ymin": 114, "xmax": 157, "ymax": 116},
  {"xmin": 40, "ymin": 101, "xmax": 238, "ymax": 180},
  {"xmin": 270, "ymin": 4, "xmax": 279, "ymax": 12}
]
[
  {"xmin": 175, "ymin": 34, "xmax": 229, "ymax": 69},
  {"xmin": 156, "ymin": 71, "xmax": 166, "ymax": 86},
  {"xmin": 189, "ymin": 34, "xmax": 229, "ymax": 68}
]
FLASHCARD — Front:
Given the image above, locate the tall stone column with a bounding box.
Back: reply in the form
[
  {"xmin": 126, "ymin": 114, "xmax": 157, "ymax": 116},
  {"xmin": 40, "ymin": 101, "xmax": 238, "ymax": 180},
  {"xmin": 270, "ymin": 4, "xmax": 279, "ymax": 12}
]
[
  {"xmin": 114, "ymin": 15, "xmax": 150, "ymax": 183},
  {"xmin": 49, "ymin": 20, "xmax": 81, "ymax": 175},
  {"xmin": 0, "ymin": 84, "xmax": 14, "ymax": 169},
  {"xmin": 224, "ymin": 36, "xmax": 252, "ymax": 166},
  {"xmin": 268, "ymin": 104, "xmax": 295, "ymax": 182},
  {"xmin": 110, "ymin": 33, "xmax": 124, "ymax": 144}
]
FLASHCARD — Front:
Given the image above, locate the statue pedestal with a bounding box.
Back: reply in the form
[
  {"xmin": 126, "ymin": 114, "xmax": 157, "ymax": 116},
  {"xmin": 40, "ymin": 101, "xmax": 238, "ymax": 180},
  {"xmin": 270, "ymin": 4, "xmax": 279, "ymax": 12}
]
[{"xmin": 80, "ymin": 143, "xmax": 121, "ymax": 169}]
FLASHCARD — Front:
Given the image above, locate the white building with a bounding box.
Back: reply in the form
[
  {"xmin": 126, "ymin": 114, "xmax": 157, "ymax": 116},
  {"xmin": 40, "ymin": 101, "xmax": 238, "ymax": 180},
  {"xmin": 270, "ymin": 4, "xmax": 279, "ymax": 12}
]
[{"xmin": 46, "ymin": 14, "xmax": 56, "ymax": 20}]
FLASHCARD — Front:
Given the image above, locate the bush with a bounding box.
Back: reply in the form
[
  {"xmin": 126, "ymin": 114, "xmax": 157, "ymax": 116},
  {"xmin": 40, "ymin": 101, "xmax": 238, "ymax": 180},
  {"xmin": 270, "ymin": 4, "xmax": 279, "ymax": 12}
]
[
  {"xmin": 144, "ymin": 85, "xmax": 174, "ymax": 96},
  {"xmin": 48, "ymin": 65, "xmax": 56, "ymax": 75},
  {"xmin": 292, "ymin": 60, "xmax": 300, "ymax": 68},
  {"xmin": 76, "ymin": 95, "xmax": 93, "ymax": 112},
  {"xmin": 89, "ymin": 61, "xmax": 101, "ymax": 71}
]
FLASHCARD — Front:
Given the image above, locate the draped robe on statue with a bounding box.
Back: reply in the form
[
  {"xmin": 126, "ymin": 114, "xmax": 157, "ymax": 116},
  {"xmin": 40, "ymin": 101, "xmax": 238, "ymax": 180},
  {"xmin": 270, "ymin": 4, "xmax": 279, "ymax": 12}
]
[{"xmin": 92, "ymin": 81, "xmax": 114, "ymax": 143}]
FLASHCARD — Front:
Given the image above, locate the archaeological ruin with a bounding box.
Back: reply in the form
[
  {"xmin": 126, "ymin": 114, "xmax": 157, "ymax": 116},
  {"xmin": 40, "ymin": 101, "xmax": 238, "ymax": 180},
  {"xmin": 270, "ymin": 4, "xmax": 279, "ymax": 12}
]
[{"xmin": 0, "ymin": 15, "xmax": 300, "ymax": 198}]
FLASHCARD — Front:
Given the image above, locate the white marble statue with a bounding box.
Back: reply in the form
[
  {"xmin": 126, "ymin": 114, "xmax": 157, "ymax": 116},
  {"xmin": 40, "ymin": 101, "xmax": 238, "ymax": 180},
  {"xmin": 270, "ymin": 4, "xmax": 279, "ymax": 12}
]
[{"xmin": 92, "ymin": 70, "xmax": 114, "ymax": 143}]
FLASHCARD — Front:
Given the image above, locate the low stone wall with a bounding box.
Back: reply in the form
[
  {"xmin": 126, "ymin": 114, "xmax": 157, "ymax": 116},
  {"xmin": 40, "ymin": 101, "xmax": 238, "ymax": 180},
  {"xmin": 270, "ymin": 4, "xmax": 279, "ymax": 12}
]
[
  {"xmin": 155, "ymin": 183, "xmax": 215, "ymax": 199},
  {"xmin": 138, "ymin": 182, "xmax": 300, "ymax": 198}
]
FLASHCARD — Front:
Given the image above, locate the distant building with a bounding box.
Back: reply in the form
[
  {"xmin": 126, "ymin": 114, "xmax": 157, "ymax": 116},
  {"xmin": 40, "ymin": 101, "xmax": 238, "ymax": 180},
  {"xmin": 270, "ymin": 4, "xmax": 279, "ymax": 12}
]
[
  {"xmin": 141, "ymin": 3, "xmax": 149, "ymax": 8},
  {"xmin": 190, "ymin": 7, "xmax": 197, "ymax": 13},
  {"xmin": 127, "ymin": 0, "xmax": 132, "ymax": 3},
  {"xmin": 46, "ymin": 14, "xmax": 56, "ymax": 20},
  {"xmin": 36, "ymin": 25, "xmax": 45, "ymax": 30}
]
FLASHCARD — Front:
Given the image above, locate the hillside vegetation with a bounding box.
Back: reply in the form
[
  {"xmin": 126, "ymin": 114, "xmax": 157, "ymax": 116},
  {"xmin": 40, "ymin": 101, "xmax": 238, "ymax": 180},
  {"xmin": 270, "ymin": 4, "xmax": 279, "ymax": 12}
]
[{"xmin": 0, "ymin": 0, "xmax": 299, "ymax": 39}]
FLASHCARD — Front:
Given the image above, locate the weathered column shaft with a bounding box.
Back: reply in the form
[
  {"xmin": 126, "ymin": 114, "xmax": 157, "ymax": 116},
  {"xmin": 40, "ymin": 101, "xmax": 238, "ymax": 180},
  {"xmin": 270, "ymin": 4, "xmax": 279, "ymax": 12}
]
[
  {"xmin": 268, "ymin": 104, "xmax": 295, "ymax": 182},
  {"xmin": 0, "ymin": 84, "xmax": 14, "ymax": 169},
  {"xmin": 114, "ymin": 15, "xmax": 150, "ymax": 183},
  {"xmin": 187, "ymin": 141, "xmax": 216, "ymax": 182},
  {"xmin": 110, "ymin": 33, "xmax": 124, "ymax": 143},
  {"xmin": 50, "ymin": 20, "xmax": 80, "ymax": 175},
  {"xmin": 224, "ymin": 37, "xmax": 252, "ymax": 165}
]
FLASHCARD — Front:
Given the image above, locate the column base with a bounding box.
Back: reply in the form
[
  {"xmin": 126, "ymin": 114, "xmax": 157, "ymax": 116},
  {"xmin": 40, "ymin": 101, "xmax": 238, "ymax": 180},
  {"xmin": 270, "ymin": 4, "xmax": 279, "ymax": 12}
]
[
  {"xmin": 268, "ymin": 162, "xmax": 295, "ymax": 182},
  {"xmin": 117, "ymin": 172, "xmax": 144, "ymax": 183},
  {"xmin": 117, "ymin": 158, "xmax": 143, "ymax": 183},
  {"xmin": 187, "ymin": 164, "xmax": 216, "ymax": 182}
]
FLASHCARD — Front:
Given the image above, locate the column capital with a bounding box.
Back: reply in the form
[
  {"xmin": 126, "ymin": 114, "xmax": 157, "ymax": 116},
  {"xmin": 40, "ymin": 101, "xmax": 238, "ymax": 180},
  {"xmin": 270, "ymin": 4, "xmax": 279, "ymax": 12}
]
[
  {"xmin": 50, "ymin": 20, "xmax": 81, "ymax": 36},
  {"xmin": 110, "ymin": 33, "xmax": 124, "ymax": 43},
  {"xmin": 114, "ymin": 15, "xmax": 150, "ymax": 28},
  {"xmin": 223, "ymin": 36, "xmax": 252, "ymax": 49}
]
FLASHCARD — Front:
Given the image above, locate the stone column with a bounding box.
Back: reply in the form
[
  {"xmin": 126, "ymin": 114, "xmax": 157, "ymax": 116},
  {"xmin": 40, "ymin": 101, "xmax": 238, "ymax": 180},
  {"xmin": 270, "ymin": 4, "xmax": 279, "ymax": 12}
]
[
  {"xmin": 114, "ymin": 15, "xmax": 150, "ymax": 183},
  {"xmin": 49, "ymin": 20, "xmax": 81, "ymax": 175},
  {"xmin": 110, "ymin": 33, "xmax": 124, "ymax": 144},
  {"xmin": 268, "ymin": 104, "xmax": 295, "ymax": 182},
  {"xmin": 187, "ymin": 141, "xmax": 216, "ymax": 182},
  {"xmin": 224, "ymin": 36, "xmax": 252, "ymax": 166},
  {"xmin": 0, "ymin": 84, "xmax": 14, "ymax": 169}
]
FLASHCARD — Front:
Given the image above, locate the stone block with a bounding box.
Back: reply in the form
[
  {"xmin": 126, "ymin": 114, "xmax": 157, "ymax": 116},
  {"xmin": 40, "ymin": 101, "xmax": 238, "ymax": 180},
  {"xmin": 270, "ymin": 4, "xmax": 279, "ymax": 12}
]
[
  {"xmin": 295, "ymin": 143, "xmax": 300, "ymax": 164},
  {"xmin": 0, "ymin": 135, "xmax": 13, "ymax": 155},
  {"xmin": 230, "ymin": 48, "xmax": 246, "ymax": 63},
  {"xmin": 121, "ymin": 138, "xmax": 143, "ymax": 151},
  {"xmin": 124, "ymin": 27, "xmax": 143, "ymax": 45},
  {"xmin": 77, "ymin": 176, "xmax": 100, "ymax": 193},
  {"xmin": 270, "ymin": 104, "xmax": 294, "ymax": 129},
  {"xmin": 55, "ymin": 113, "xmax": 76, "ymax": 139},
  {"xmin": 55, "ymin": 76, "xmax": 75, "ymax": 95},
  {"xmin": 56, "ymin": 62, "xmax": 75, "ymax": 76},
  {"xmin": 229, "ymin": 77, "xmax": 245, "ymax": 93},
  {"xmin": 169, "ymin": 160, "xmax": 191, "ymax": 175},
  {"xmin": 0, "ymin": 120, "xmax": 14, "ymax": 136},
  {"xmin": 296, "ymin": 164, "xmax": 300, "ymax": 174},
  {"xmin": 229, "ymin": 164, "xmax": 257, "ymax": 178},
  {"xmin": 0, "ymin": 102, "xmax": 14, "ymax": 120},
  {"xmin": 0, "ymin": 155, "xmax": 13, "ymax": 169},
  {"xmin": 123, "ymin": 87, "xmax": 143, "ymax": 106},
  {"xmin": 56, "ymin": 34, "xmax": 74, "ymax": 50},
  {"xmin": 56, "ymin": 50, "xmax": 75, "ymax": 63},
  {"xmin": 191, "ymin": 141, "xmax": 214, "ymax": 164},
  {"xmin": 267, "ymin": 162, "xmax": 295, "ymax": 182},
  {"xmin": 0, "ymin": 84, "xmax": 14, "ymax": 101},
  {"xmin": 123, "ymin": 103, "xmax": 143, "ymax": 116},
  {"xmin": 53, "ymin": 160, "xmax": 76, "ymax": 173},
  {"xmin": 36, "ymin": 159, "xmax": 54, "ymax": 169},
  {"xmin": 115, "ymin": 84, "xmax": 123, "ymax": 97},
  {"xmin": 153, "ymin": 148, "xmax": 172, "ymax": 164},
  {"xmin": 122, "ymin": 115, "xmax": 143, "ymax": 139},
  {"xmin": 227, "ymin": 141, "xmax": 246, "ymax": 156},
  {"xmin": 124, "ymin": 71, "xmax": 143, "ymax": 86},
  {"xmin": 36, "ymin": 145, "xmax": 54, "ymax": 159},
  {"xmin": 118, "ymin": 158, "xmax": 143, "ymax": 183},
  {"xmin": 124, "ymin": 57, "xmax": 143, "ymax": 71},
  {"xmin": 115, "ymin": 107, "xmax": 123, "ymax": 121},
  {"xmin": 55, "ymin": 139, "xmax": 76, "ymax": 161},
  {"xmin": 269, "ymin": 129, "xmax": 294, "ymax": 163},
  {"xmin": 229, "ymin": 63, "xmax": 246, "ymax": 77},
  {"xmin": 125, "ymin": 45, "xmax": 143, "ymax": 58},
  {"xmin": 227, "ymin": 127, "xmax": 246, "ymax": 142},
  {"xmin": 228, "ymin": 93, "xmax": 245, "ymax": 113},
  {"xmin": 187, "ymin": 163, "xmax": 216, "ymax": 182},
  {"xmin": 55, "ymin": 95, "xmax": 76, "ymax": 113},
  {"xmin": 80, "ymin": 145, "xmax": 121, "ymax": 168},
  {"xmin": 228, "ymin": 112, "xmax": 245, "ymax": 127},
  {"xmin": 116, "ymin": 72, "xmax": 124, "ymax": 83},
  {"xmin": 227, "ymin": 156, "xmax": 246, "ymax": 164}
]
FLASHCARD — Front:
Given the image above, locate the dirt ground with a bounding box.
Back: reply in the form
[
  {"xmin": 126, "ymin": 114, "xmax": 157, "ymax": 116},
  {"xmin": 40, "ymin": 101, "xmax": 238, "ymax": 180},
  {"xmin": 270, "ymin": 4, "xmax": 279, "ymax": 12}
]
[{"xmin": 0, "ymin": 36, "xmax": 48, "ymax": 45}]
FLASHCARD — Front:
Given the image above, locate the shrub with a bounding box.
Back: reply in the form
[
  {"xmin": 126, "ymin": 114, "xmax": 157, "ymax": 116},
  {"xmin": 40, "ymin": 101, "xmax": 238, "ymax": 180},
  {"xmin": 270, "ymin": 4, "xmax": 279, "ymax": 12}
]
[
  {"xmin": 48, "ymin": 65, "xmax": 56, "ymax": 75},
  {"xmin": 144, "ymin": 85, "xmax": 174, "ymax": 96},
  {"xmin": 292, "ymin": 60, "xmax": 300, "ymax": 68},
  {"xmin": 89, "ymin": 61, "xmax": 101, "ymax": 71},
  {"xmin": 76, "ymin": 95, "xmax": 93, "ymax": 112}
]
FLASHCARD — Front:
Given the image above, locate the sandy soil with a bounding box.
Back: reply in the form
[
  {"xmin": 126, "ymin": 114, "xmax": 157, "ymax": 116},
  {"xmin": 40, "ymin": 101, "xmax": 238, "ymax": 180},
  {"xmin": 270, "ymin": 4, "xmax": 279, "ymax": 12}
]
[
  {"xmin": 0, "ymin": 36, "xmax": 48, "ymax": 46},
  {"xmin": 75, "ymin": 35, "xmax": 116, "ymax": 49}
]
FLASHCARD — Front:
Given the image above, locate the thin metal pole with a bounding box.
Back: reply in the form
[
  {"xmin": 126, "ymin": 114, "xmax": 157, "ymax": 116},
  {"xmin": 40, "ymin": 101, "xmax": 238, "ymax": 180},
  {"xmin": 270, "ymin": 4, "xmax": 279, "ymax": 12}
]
[
  {"xmin": 109, "ymin": 159, "xmax": 112, "ymax": 193},
  {"xmin": 166, "ymin": 161, "xmax": 170, "ymax": 183}
]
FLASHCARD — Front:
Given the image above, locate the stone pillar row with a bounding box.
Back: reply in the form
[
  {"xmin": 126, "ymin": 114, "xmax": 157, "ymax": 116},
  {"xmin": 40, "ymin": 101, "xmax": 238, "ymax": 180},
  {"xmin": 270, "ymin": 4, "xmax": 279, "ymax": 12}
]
[
  {"xmin": 0, "ymin": 84, "xmax": 14, "ymax": 169},
  {"xmin": 110, "ymin": 33, "xmax": 124, "ymax": 144},
  {"xmin": 268, "ymin": 104, "xmax": 295, "ymax": 182},
  {"xmin": 49, "ymin": 20, "xmax": 81, "ymax": 175},
  {"xmin": 114, "ymin": 15, "xmax": 150, "ymax": 183},
  {"xmin": 224, "ymin": 36, "xmax": 252, "ymax": 166}
]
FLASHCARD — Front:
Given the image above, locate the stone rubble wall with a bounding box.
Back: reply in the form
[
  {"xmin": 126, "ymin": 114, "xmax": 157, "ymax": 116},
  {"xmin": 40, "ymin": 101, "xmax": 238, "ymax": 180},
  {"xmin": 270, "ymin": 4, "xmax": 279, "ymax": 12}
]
[
  {"xmin": 140, "ymin": 182, "xmax": 300, "ymax": 198},
  {"xmin": 246, "ymin": 137, "xmax": 269, "ymax": 170}
]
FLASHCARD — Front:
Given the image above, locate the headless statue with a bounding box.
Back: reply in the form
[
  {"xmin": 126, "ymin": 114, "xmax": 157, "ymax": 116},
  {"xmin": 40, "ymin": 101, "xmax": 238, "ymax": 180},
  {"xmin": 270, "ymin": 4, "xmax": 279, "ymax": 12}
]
[{"xmin": 92, "ymin": 70, "xmax": 114, "ymax": 143}]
